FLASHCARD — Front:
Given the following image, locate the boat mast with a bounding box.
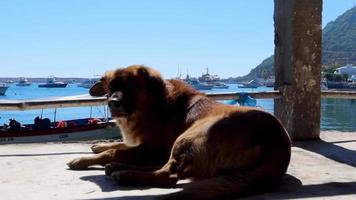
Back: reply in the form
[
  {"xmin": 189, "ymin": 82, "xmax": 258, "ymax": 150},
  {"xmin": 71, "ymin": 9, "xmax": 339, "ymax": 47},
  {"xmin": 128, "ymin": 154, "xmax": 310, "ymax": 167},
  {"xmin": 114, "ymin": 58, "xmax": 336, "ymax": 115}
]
[
  {"xmin": 53, "ymin": 108, "xmax": 57, "ymax": 123},
  {"xmin": 90, "ymin": 106, "xmax": 93, "ymax": 118}
]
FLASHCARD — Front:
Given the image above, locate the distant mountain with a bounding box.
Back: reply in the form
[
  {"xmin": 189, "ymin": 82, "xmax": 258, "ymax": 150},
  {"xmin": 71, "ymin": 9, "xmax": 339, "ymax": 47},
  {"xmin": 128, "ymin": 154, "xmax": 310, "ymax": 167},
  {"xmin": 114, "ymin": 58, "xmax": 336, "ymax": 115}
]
[
  {"xmin": 240, "ymin": 6, "xmax": 356, "ymax": 81},
  {"xmin": 240, "ymin": 55, "xmax": 274, "ymax": 81},
  {"xmin": 323, "ymin": 6, "xmax": 356, "ymax": 65}
]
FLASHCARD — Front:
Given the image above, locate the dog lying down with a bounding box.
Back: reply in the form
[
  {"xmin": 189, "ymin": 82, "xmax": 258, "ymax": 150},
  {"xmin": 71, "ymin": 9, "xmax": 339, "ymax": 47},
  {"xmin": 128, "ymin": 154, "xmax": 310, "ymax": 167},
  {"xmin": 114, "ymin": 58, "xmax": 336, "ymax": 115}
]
[{"xmin": 67, "ymin": 65, "xmax": 291, "ymax": 200}]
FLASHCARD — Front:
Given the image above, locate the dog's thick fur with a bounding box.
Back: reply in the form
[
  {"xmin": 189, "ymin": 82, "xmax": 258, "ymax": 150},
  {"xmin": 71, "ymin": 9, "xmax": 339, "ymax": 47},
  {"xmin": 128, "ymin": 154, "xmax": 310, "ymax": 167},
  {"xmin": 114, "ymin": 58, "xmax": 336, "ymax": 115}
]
[{"xmin": 67, "ymin": 65, "xmax": 291, "ymax": 200}]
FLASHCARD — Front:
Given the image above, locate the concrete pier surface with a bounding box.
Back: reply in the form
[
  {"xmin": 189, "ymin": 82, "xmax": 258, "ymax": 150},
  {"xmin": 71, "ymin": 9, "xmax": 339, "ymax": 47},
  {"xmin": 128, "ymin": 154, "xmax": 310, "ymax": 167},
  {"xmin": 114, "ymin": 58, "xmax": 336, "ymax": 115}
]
[{"xmin": 1, "ymin": 131, "xmax": 356, "ymax": 200}]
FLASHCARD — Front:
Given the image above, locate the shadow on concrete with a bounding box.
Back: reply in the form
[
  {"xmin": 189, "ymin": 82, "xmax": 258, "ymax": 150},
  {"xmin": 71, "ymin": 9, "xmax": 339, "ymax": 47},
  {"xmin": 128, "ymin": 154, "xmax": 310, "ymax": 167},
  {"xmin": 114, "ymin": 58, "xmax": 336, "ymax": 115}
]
[
  {"xmin": 295, "ymin": 139, "xmax": 356, "ymax": 167},
  {"xmin": 252, "ymin": 174, "xmax": 356, "ymax": 199},
  {"xmin": 331, "ymin": 139, "xmax": 356, "ymax": 144},
  {"xmin": 0, "ymin": 152, "xmax": 92, "ymax": 157},
  {"xmin": 80, "ymin": 175, "xmax": 120, "ymax": 192},
  {"xmin": 89, "ymin": 195, "xmax": 157, "ymax": 200},
  {"xmin": 81, "ymin": 174, "xmax": 356, "ymax": 200},
  {"xmin": 264, "ymin": 181, "xmax": 356, "ymax": 199},
  {"xmin": 66, "ymin": 166, "xmax": 104, "ymax": 171},
  {"xmin": 80, "ymin": 174, "xmax": 156, "ymax": 192}
]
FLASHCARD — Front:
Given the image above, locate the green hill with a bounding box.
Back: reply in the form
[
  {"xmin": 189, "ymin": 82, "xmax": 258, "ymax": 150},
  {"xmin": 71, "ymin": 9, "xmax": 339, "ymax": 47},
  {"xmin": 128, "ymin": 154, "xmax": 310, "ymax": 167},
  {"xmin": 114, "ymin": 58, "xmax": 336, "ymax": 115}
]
[{"xmin": 241, "ymin": 6, "xmax": 356, "ymax": 80}]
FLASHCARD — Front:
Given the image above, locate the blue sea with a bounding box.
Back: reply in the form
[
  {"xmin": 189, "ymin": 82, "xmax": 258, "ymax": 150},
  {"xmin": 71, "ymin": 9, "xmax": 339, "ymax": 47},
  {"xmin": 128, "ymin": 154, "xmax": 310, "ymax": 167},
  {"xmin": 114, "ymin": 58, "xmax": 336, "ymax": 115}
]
[{"xmin": 0, "ymin": 83, "xmax": 355, "ymax": 132}]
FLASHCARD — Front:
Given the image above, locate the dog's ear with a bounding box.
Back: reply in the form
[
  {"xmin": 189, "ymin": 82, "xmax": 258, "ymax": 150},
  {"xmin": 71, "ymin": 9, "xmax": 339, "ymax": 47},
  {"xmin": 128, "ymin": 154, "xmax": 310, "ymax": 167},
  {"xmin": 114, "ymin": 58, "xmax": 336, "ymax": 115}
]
[{"xmin": 89, "ymin": 81, "xmax": 106, "ymax": 97}]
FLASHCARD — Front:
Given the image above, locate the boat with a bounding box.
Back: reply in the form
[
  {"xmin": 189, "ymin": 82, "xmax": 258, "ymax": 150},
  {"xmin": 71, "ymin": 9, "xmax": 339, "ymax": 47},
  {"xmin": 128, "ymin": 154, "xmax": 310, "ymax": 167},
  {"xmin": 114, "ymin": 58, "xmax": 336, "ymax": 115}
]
[
  {"xmin": 186, "ymin": 79, "xmax": 213, "ymax": 90},
  {"xmin": 0, "ymin": 117, "xmax": 120, "ymax": 144},
  {"xmin": 78, "ymin": 78, "xmax": 99, "ymax": 89},
  {"xmin": 198, "ymin": 67, "xmax": 220, "ymax": 83},
  {"xmin": 38, "ymin": 76, "xmax": 68, "ymax": 88},
  {"xmin": 197, "ymin": 68, "xmax": 229, "ymax": 89},
  {"xmin": 263, "ymin": 78, "xmax": 275, "ymax": 87},
  {"xmin": 5, "ymin": 80, "xmax": 14, "ymax": 84},
  {"xmin": 238, "ymin": 79, "xmax": 262, "ymax": 88},
  {"xmin": 212, "ymin": 82, "xmax": 229, "ymax": 89},
  {"xmin": 0, "ymin": 83, "xmax": 9, "ymax": 95},
  {"xmin": 265, "ymin": 81, "xmax": 274, "ymax": 87},
  {"xmin": 16, "ymin": 77, "xmax": 31, "ymax": 86},
  {"xmin": 0, "ymin": 95, "xmax": 121, "ymax": 144}
]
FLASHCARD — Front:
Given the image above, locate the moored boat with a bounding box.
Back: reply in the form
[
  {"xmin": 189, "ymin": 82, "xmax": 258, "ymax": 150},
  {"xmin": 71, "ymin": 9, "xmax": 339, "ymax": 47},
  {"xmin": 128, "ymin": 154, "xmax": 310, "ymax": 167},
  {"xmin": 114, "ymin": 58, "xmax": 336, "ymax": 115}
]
[
  {"xmin": 196, "ymin": 68, "xmax": 229, "ymax": 89},
  {"xmin": 38, "ymin": 76, "xmax": 68, "ymax": 88},
  {"xmin": 198, "ymin": 67, "xmax": 220, "ymax": 83},
  {"xmin": 16, "ymin": 77, "xmax": 31, "ymax": 86},
  {"xmin": 238, "ymin": 79, "xmax": 262, "ymax": 88},
  {"xmin": 0, "ymin": 83, "xmax": 9, "ymax": 95},
  {"xmin": 186, "ymin": 79, "xmax": 213, "ymax": 90},
  {"xmin": 78, "ymin": 78, "xmax": 99, "ymax": 89},
  {"xmin": 212, "ymin": 82, "xmax": 229, "ymax": 89},
  {"xmin": 0, "ymin": 118, "xmax": 120, "ymax": 144},
  {"xmin": 0, "ymin": 94, "xmax": 121, "ymax": 144}
]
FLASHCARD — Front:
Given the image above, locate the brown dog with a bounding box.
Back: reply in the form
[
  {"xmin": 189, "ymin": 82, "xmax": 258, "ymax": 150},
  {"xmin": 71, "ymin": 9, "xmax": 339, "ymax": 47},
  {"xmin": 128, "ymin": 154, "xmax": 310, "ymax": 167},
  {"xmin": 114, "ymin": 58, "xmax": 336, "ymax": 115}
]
[{"xmin": 67, "ymin": 65, "xmax": 291, "ymax": 199}]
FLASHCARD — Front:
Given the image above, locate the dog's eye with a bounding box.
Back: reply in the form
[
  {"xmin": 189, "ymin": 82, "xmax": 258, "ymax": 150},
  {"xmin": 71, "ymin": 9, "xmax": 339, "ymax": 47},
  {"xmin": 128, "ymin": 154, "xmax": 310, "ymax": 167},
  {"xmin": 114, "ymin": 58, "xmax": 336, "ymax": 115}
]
[{"xmin": 108, "ymin": 85, "xmax": 116, "ymax": 94}]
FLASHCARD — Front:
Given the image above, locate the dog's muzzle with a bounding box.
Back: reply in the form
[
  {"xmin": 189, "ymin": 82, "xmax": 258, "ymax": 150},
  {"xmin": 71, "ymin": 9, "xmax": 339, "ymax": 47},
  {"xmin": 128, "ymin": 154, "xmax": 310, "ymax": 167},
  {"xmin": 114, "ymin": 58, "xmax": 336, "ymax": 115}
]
[
  {"xmin": 107, "ymin": 91, "xmax": 129, "ymax": 116},
  {"xmin": 108, "ymin": 91, "xmax": 123, "ymax": 109}
]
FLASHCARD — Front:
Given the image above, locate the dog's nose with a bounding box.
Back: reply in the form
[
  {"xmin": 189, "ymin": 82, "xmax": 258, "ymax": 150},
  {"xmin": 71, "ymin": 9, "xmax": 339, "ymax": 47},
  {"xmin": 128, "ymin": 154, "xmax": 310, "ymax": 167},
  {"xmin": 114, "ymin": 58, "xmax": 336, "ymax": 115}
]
[{"xmin": 108, "ymin": 92, "xmax": 123, "ymax": 109}]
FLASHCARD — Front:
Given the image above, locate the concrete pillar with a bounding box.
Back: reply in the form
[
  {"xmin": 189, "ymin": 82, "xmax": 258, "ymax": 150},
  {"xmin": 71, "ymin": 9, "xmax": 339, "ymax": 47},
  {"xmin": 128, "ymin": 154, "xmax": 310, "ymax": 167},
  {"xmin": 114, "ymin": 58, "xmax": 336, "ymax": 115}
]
[{"xmin": 274, "ymin": 0, "xmax": 322, "ymax": 140}]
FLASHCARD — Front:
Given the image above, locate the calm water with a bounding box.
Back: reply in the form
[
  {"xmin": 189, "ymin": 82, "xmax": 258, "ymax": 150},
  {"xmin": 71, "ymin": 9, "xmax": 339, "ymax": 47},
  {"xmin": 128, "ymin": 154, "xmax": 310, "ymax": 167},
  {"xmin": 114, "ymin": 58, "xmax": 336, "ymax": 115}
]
[
  {"xmin": 0, "ymin": 83, "xmax": 355, "ymax": 132},
  {"xmin": 0, "ymin": 83, "xmax": 109, "ymax": 126}
]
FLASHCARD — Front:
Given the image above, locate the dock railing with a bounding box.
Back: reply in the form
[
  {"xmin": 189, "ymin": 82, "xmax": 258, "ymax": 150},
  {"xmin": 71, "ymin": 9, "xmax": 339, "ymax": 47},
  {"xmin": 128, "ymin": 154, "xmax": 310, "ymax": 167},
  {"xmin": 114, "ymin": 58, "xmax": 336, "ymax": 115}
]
[{"xmin": 1, "ymin": 90, "xmax": 356, "ymax": 111}]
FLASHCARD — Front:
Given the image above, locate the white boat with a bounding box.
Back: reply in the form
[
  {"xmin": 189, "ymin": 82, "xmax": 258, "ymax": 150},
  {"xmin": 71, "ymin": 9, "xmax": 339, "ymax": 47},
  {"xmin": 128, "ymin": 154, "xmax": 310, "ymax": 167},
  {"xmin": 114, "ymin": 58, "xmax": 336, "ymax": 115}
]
[
  {"xmin": 238, "ymin": 80, "xmax": 262, "ymax": 88},
  {"xmin": 38, "ymin": 76, "xmax": 68, "ymax": 88},
  {"xmin": 0, "ymin": 83, "xmax": 9, "ymax": 95},
  {"xmin": 212, "ymin": 82, "xmax": 229, "ymax": 89},
  {"xmin": 198, "ymin": 67, "xmax": 221, "ymax": 83},
  {"xmin": 196, "ymin": 68, "xmax": 229, "ymax": 89},
  {"xmin": 16, "ymin": 77, "xmax": 31, "ymax": 86},
  {"xmin": 186, "ymin": 79, "xmax": 213, "ymax": 90},
  {"xmin": 78, "ymin": 78, "xmax": 99, "ymax": 89}
]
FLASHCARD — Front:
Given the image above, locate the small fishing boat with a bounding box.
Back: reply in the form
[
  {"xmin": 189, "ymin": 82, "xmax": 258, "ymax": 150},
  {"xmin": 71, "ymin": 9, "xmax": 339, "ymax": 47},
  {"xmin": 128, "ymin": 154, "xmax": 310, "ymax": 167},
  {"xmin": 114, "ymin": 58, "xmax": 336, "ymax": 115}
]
[
  {"xmin": 38, "ymin": 76, "xmax": 68, "ymax": 88},
  {"xmin": 16, "ymin": 77, "xmax": 32, "ymax": 86},
  {"xmin": 0, "ymin": 83, "xmax": 9, "ymax": 95},
  {"xmin": 0, "ymin": 118, "xmax": 120, "ymax": 144},
  {"xmin": 0, "ymin": 95, "xmax": 121, "ymax": 144}
]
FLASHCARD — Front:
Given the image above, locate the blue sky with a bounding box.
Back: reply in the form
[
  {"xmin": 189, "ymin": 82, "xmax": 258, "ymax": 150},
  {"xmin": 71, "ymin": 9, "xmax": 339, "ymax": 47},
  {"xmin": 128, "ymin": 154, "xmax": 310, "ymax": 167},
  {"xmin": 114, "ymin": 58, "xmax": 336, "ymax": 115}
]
[{"xmin": 0, "ymin": 0, "xmax": 355, "ymax": 78}]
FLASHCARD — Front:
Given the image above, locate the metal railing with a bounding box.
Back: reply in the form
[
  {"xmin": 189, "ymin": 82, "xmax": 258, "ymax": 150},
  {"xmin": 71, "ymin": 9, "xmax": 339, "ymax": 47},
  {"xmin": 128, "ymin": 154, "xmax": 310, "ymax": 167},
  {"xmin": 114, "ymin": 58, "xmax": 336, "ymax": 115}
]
[{"xmin": 0, "ymin": 90, "xmax": 356, "ymax": 111}]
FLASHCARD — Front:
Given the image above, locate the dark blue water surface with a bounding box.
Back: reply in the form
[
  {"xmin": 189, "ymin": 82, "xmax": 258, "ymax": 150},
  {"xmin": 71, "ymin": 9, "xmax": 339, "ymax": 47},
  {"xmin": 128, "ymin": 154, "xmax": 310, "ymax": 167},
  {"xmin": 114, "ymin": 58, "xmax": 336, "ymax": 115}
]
[{"xmin": 0, "ymin": 83, "xmax": 355, "ymax": 132}]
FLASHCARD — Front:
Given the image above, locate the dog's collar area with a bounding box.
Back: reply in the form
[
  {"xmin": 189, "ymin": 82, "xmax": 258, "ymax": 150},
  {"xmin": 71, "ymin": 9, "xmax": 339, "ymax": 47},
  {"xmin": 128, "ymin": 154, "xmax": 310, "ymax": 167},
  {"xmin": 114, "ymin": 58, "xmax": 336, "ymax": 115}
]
[{"xmin": 186, "ymin": 95, "xmax": 207, "ymax": 112}]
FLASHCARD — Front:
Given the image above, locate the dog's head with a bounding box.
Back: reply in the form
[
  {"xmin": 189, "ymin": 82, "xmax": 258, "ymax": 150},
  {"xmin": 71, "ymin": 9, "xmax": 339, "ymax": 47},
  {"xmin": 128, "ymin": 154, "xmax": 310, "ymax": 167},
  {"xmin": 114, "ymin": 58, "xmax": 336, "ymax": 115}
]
[{"xmin": 90, "ymin": 65, "xmax": 166, "ymax": 117}]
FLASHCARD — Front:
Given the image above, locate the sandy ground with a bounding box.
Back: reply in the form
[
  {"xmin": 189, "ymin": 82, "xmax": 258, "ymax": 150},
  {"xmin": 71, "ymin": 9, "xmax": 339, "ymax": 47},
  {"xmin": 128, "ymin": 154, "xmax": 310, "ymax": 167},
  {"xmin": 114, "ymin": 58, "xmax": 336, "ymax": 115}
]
[{"xmin": 1, "ymin": 131, "xmax": 356, "ymax": 200}]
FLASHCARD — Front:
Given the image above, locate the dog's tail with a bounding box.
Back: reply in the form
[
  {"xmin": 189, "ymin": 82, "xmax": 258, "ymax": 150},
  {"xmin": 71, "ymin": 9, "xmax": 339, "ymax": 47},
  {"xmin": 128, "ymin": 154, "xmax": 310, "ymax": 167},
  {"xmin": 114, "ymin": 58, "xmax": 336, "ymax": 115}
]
[{"xmin": 159, "ymin": 144, "xmax": 291, "ymax": 200}]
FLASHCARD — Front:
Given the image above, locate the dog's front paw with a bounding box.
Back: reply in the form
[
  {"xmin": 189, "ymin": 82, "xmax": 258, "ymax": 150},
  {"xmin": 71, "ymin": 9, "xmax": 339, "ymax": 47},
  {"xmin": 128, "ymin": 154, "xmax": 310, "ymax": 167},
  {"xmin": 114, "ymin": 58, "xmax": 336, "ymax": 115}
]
[
  {"xmin": 91, "ymin": 144, "xmax": 107, "ymax": 154},
  {"xmin": 67, "ymin": 158, "xmax": 89, "ymax": 170}
]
